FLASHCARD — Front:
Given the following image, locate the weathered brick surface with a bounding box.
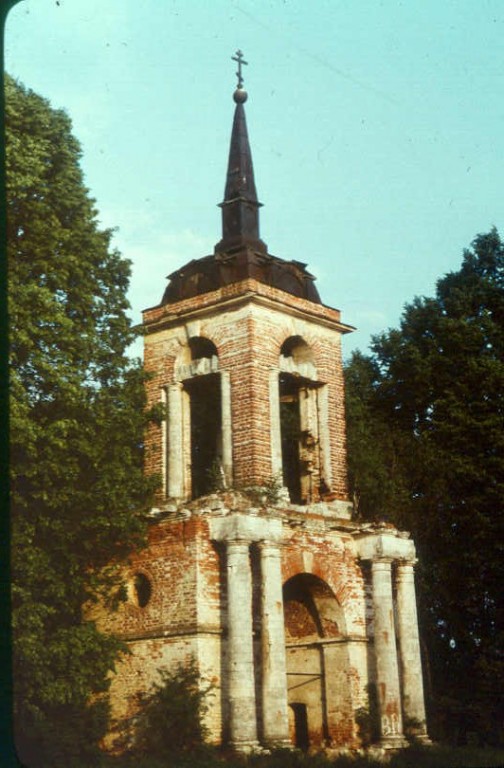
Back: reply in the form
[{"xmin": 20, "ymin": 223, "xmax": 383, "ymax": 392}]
[
  {"xmin": 98, "ymin": 504, "xmax": 371, "ymax": 750},
  {"xmin": 143, "ymin": 280, "xmax": 350, "ymax": 499},
  {"xmin": 98, "ymin": 275, "xmax": 426, "ymax": 753}
]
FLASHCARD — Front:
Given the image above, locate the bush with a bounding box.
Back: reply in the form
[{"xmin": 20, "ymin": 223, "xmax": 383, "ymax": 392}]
[{"xmin": 128, "ymin": 661, "xmax": 213, "ymax": 762}]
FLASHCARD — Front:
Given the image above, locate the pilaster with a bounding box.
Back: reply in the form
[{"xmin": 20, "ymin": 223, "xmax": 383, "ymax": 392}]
[
  {"xmin": 167, "ymin": 383, "xmax": 185, "ymax": 498},
  {"xmin": 220, "ymin": 370, "xmax": 233, "ymax": 485}
]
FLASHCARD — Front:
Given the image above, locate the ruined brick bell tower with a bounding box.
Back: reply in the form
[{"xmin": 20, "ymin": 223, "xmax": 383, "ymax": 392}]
[{"xmin": 100, "ymin": 52, "xmax": 430, "ymax": 754}]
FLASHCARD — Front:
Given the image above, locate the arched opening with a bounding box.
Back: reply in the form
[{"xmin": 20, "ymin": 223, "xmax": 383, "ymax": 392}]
[
  {"xmin": 279, "ymin": 336, "xmax": 321, "ymax": 504},
  {"xmin": 189, "ymin": 336, "xmax": 218, "ymax": 360},
  {"xmin": 280, "ymin": 336, "xmax": 313, "ymax": 364},
  {"xmin": 279, "ymin": 372, "xmax": 304, "ymax": 503},
  {"xmin": 185, "ymin": 373, "xmax": 222, "ymax": 498},
  {"xmin": 132, "ymin": 573, "xmax": 152, "ymax": 608},
  {"xmin": 279, "ymin": 336, "xmax": 313, "ymax": 504},
  {"xmin": 283, "ymin": 573, "xmax": 350, "ymax": 749},
  {"xmin": 182, "ymin": 337, "xmax": 223, "ymax": 499}
]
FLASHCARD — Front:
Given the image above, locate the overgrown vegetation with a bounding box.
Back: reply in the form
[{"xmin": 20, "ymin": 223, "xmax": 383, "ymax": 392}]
[
  {"xmin": 241, "ymin": 472, "xmax": 285, "ymax": 506},
  {"xmin": 7, "ymin": 74, "xmax": 157, "ymax": 765},
  {"xmin": 70, "ymin": 743, "xmax": 504, "ymax": 768},
  {"xmin": 344, "ymin": 229, "xmax": 504, "ymax": 745},
  {"xmin": 119, "ymin": 661, "xmax": 214, "ymax": 761}
]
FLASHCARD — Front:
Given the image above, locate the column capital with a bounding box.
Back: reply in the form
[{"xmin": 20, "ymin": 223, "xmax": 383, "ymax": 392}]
[
  {"xmin": 209, "ymin": 512, "xmax": 282, "ymax": 544},
  {"xmin": 225, "ymin": 537, "xmax": 251, "ymax": 552},
  {"xmin": 257, "ymin": 538, "xmax": 282, "ymax": 553}
]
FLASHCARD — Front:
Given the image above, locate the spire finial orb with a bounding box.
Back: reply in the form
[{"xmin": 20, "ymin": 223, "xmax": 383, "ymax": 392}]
[{"xmin": 232, "ymin": 49, "xmax": 248, "ymax": 103}]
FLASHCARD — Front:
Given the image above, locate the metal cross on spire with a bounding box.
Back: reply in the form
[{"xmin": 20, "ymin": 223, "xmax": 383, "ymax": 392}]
[{"xmin": 232, "ymin": 49, "xmax": 248, "ymax": 89}]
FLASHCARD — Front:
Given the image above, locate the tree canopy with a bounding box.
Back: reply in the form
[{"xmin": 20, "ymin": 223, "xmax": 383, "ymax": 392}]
[
  {"xmin": 345, "ymin": 229, "xmax": 504, "ymax": 743},
  {"xmin": 7, "ymin": 74, "xmax": 156, "ymax": 765}
]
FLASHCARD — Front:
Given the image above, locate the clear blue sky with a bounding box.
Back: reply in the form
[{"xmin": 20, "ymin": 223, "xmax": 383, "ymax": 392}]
[{"xmin": 6, "ymin": 0, "xmax": 504, "ymax": 359}]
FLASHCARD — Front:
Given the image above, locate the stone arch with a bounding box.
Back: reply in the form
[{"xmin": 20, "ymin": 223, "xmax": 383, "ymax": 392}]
[
  {"xmin": 283, "ymin": 573, "xmax": 353, "ymax": 749},
  {"xmin": 283, "ymin": 573, "xmax": 346, "ymax": 642},
  {"xmin": 280, "ymin": 335, "xmax": 313, "ymax": 364},
  {"xmin": 189, "ymin": 335, "xmax": 218, "ymax": 361},
  {"xmin": 175, "ymin": 335, "xmax": 219, "ymax": 381}
]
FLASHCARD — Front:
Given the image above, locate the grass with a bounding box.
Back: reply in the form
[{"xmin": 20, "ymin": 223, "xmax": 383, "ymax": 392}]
[{"xmin": 97, "ymin": 744, "xmax": 504, "ymax": 768}]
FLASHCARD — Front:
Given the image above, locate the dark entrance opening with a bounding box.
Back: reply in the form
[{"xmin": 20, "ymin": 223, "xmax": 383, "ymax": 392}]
[
  {"xmin": 185, "ymin": 373, "xmax": 221, "ymax": 499},
  {"xmin": 290, "ymin": 703, "xmax": 309, "ymax": 751},
  {"xmin": 279, "ymin": 373, "xmax": 302, "ymax": 503}
]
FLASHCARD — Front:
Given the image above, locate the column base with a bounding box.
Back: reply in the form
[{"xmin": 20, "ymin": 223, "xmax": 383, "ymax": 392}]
[
  {"xmin": 409, "ymin": 733, "xmax": 432, "ymax": 746},
  {"xmin": 262, "ymin": 739, "xmax": 294, "ymax": 751},
  {"xmin": 380, "ymin": 735, "xmax": 409, "ymax": 750},
  {"xmin": 229, "ymin": 740, "xmax": 261, "ymax": 755}
]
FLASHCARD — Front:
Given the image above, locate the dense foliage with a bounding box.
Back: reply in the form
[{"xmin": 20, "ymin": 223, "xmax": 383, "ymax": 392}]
[
  {"xmin": 345, "ymin": 230, "xmax": 504, "ymax": 743},
  {"xmin": 125, "ymin": 662, "xmax": 212, "ymax": 760},
  {"xmin": 7, "ymin": 75, "xmax": 156, "ymax": 765}
]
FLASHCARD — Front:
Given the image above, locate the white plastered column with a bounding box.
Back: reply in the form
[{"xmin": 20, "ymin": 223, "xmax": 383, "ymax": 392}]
[
  {"xmin": 220, "ymin": 370, "xmax": 233, "ymax": 486},
  {"xmin": 371, "ymin": 558, "xmax": 406, "ymax": 748},
  {"xmin": 167, "ymin": 382, "xmax": 185, "ymax": 498},
  {"xmin": 160, "ymin": 387, "xmax": 168, "ymax": 497},
  {"xmin": 258, "ymin": 540, "xmax": 290, "ymax": 748},
  {"xmin": 269, "ymin": 370, "xmax": 282, "ymax": 478},
  {"xmin": 395, "ymin": 561, "xmax": 430, "ymax": 742},
  {"xmin": 225, "ymin": 539, "xmax": 259, "ymax": 751},
  {"xmin": 316, "ymin": 385, "xmax": 332, "ymax": 489}
]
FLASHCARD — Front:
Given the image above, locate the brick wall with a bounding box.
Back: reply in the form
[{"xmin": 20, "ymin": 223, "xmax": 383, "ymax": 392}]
[
  {"xmin": 143, "ymin": 279, "xmax": 351, "ymax": 501},
  {"xmin": 94, "ymin": 505, "xmax": 370, "ymax": 750}
]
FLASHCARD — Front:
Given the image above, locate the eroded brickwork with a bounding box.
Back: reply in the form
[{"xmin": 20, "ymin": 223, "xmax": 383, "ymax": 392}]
[
  {"xmin": 98, "ymin": 272, "xmax": 428, "ymax": 754},
  {"xmin": 143, "ymin": 279, "xmax": 350, "ymax": 501},
  {"xmin": 96, "ymin": 76, "xmax": 431, "ymax": 754}
]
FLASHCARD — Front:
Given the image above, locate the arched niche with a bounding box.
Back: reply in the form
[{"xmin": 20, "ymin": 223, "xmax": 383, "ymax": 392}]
[
  {"xmin": 283, "ymin": 573, "xmax": 345, "ymax": 641},
  {"xmin": 283, "ymin": 573, "xmax": 351, "ymax": 750}
]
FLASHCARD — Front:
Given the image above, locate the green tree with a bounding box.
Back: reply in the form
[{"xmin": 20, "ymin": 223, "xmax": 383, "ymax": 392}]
[
  {"xmin": 7, "ymin": 75, "xmax": 156, "ymax": 765},
  {"xmin": 344, "ymin": 350, "xmax": 411, "ymax": 521},
  {"xmin": 344, "ymin": 230, "xmax": 504, "ymax": 743}
]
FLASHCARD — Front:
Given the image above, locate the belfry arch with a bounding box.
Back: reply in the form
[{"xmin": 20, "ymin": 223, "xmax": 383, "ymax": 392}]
[
  {"xmin": 164, "ymin": 335, "xmax": 232, "ymax": 500},
  {"xmin": 278, "ymin": 336, "xmax": 331, "ymax": 504},
  {"xmin": 184, "ymin": 338, "xmax": 222, "ymax": 498}
]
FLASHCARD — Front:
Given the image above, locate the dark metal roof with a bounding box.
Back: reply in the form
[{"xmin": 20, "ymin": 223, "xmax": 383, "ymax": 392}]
[{"xmin": 161, "ymin": 251, "xmax": 321, "ymax": 304}]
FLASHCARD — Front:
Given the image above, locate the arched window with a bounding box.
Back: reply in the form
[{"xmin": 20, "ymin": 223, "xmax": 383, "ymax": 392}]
[
  {"xmin": 280, "ymin": 335, "xmax": 313, "ymax": 365},
  {"xmin": 278, "ymin": 337, "xmax": 320, "ymax": 504},
  {"xmin": 132, "ymin": 573, "xmax": 152, "ymax": 608},
  {"xmin": 184, "ymin": 337, "xmax": 222, "ymax": 499}
]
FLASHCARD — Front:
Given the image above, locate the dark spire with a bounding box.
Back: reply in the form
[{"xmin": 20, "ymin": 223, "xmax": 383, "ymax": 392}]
[
  {"xmin": 160, "ymin": 52, "xmax": 323, "ymax": 306},
  {"xmin": 214, "ymin": 51, "xmax": 267, "ymax": 255}
]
